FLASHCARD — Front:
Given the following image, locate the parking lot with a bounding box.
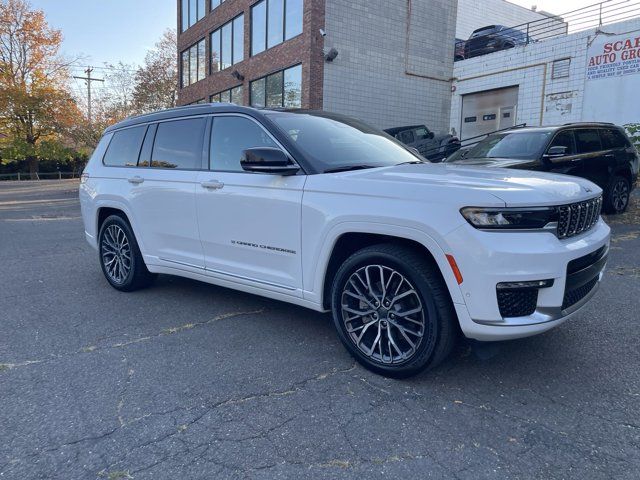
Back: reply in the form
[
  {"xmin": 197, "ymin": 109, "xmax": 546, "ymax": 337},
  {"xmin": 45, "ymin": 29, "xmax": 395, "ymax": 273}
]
[{"xmin": 0, "ymin": 180, "xmax": 639, "ymax": 479}]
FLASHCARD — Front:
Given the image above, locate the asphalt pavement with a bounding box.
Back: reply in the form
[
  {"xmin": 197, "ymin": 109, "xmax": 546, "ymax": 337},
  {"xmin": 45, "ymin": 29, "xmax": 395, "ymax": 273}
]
[{"xmin": 0, "ymin": 180, "xmax": 639, "ymax": 479}]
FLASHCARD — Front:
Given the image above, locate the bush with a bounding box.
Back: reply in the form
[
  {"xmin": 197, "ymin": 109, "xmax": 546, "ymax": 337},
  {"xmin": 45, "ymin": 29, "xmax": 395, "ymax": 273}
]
[{"xmin": 624, "ymin": 123, "xmax": 640, "ymax": 151}]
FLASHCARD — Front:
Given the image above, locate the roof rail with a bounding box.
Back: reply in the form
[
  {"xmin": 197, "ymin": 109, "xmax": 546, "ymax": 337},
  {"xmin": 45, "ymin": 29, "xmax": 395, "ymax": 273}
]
[{"xmin": 562, "ymin": 121, "xmax": 615, "ymax": 126}]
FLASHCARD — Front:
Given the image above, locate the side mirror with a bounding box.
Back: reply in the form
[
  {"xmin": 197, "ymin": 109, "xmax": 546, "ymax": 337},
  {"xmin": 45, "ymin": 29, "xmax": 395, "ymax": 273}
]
[
  {"xmin": 428, "ymin": 131, "xmax": 435, "ymax": 140},
  {"xmin": 544, "ymin": 145, "xmax": 568, "ymax": 159},
  {"xmin": 241, "ymin": 147, "xmax": 300, "ymax": 175}
]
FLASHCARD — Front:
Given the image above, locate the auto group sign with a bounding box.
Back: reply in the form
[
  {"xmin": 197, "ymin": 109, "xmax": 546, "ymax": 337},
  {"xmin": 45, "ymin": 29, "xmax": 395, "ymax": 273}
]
[
  {"xmin": 582, "ymin": 32, "xmax": 640, "ymax": 125},
  {"xmin": 586, "ymin": 34, "xmax": 640, "ymax": 80}
]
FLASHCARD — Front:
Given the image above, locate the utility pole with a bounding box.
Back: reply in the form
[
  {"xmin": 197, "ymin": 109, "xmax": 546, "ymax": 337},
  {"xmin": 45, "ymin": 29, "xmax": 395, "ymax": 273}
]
[{"xmin": 73, "ymin": 67, "xmax": 104, "ymax": 124}]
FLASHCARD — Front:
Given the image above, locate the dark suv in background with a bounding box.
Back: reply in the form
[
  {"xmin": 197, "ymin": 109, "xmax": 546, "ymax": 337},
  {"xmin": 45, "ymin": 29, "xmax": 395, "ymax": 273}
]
[
  {"xmin": 385, "ymin": 125, "xmax": 460, "ymax": 162},
  {"xmin": 464, "ymin": 25, "xmax": 531, "ymax": 59},
  {"xmin": 446, "ymin": 123, "xmax": 638, "ymax": 213}
]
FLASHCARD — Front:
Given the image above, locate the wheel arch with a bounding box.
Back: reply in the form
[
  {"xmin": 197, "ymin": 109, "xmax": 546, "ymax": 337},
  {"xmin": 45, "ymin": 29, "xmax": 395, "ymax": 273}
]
[{"xmin": 318, "ymin": 227, "xmax": 464, "ymax": 310}]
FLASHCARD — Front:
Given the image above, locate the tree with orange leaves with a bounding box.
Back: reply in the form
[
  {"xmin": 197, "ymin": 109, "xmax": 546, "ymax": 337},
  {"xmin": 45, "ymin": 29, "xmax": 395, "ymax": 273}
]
[{"xmin": 0, "ymin": 0, "xmax": 81, "ymax": 178}]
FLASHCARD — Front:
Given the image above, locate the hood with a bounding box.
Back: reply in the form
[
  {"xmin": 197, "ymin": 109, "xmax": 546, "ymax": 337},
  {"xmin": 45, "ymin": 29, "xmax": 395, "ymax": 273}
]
[
  {"xmin": 315, "ymin": 163, "xmax": 601, "ymax": 207},
  {"xmin": 446, "ymin": 157, "xmax": 533, "ymax": 168}
]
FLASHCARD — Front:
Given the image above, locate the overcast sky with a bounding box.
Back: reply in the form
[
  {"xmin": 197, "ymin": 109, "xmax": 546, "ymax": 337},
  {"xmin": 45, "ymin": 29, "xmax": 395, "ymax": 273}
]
[{"xmin": 508, "ymin": 0, "xmax": 610, "ymax": 14}]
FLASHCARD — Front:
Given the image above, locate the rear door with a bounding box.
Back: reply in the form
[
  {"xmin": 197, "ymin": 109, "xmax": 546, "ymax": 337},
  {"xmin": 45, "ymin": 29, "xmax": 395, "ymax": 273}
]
[
  {"xmin": 600, "ymin": 128, "xmax": 632, "ymax": 180},
  {"xmin": 195, "ymin": 114, "xmax": 305, "ymax": 295},
  {"xmin": 127, "ymin": 117, "xmax": 207, "ymax": 268},
  {"xmin": 574, "ymin": 128, "xmax": 607, "ymax": 188}
]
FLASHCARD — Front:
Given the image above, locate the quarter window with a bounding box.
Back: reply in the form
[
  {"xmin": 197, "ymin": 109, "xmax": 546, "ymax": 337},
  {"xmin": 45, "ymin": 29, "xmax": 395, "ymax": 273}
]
[
  {"xmin": 151, "ymin": 119, "xmax": 206, "ymax": 170},
  {"xmin": 181, "ymin": 39, "xmax": 207, "ymax": 87},
  {"xmin": 250, "ymin": 64, "xmax": 302, "ymax": 108},
  {"xmin": 575, "ymin": 129, "xmax": 602, "ymax": 154},
  {"xmin": 211, "ymin": 14, "xmax": 244, "ymax": 72},
  {"xmin": 600, "ymin": 129, "xmax": 628, "ymax": 149},
  {"xmin": 210, "ymin": 116, "xmax": 278, "ymax": 172},
  {"xmin": 103, "ymin": 126, "xmax": 147, "ymax": 167},
  {"xmin": 251, "ymin": 0, "xmax": 303, "ymax": 55}
]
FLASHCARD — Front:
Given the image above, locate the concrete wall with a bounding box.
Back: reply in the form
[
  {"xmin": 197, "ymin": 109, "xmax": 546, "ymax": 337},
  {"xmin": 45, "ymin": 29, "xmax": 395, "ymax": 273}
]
[
  {"xmin": 456, "ymin": 0, "xmax": 561, "ymax": 40},
  {"xmin": 322, "ymin": 0, "xmax": 458, "ymax": 133},
  {"xmin": 450, "ymin": 17, "xmax": 640, "ymax": 135}
]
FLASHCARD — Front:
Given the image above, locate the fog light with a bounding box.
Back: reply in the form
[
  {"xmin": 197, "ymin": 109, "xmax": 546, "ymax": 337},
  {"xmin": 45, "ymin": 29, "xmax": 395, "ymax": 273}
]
[{"xmin": 496, "ymin": 279, "xmax": 554, "ymax": 290}]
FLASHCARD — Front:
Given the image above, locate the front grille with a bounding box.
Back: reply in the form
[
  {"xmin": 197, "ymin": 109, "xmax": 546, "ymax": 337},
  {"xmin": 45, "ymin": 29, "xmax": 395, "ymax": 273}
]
[
  {"xmin": 557, "ymin": 196, "xmax": 602, "ymax": 239},
  {"xmin": 562, "ymin": 276, "xmax": 598, "ymax": 310},
  {"xmin": 497, "ymin": 289, "xmax": 538, "ymax": 318}
]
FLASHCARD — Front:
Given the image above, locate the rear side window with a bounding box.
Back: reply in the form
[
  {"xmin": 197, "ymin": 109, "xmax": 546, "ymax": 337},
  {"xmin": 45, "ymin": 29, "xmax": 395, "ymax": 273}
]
[
  {"xmin": 575, "ymin": 129, "xmax": 602, "ymax": 154},
  {"xmin": 210, "ymin": 116, "xmax": 277, "ymax": 172},
  {"xmin": 151, "ymin": 118, "xmax": 206, "ymax": 169},
  {"xmin": 600, "ymin": 129, "xmax": 629, "ymax": 149},
  {"xmin": 102, "ymin": 126, "xmax": 147, "ymax": 167}
]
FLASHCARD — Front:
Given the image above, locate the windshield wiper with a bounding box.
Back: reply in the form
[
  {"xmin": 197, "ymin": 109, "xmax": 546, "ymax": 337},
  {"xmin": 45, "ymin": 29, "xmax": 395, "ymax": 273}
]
[{"xmin": 324, "ymin": 164, "xmax": 378, "ymax": 173}]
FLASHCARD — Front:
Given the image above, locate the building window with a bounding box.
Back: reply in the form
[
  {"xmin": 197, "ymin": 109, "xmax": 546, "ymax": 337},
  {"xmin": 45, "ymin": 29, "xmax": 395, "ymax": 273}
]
[
  {"xmin": 211, "ymin": 14, "xmax": 244, "ymax": 72},
  {"xmin": 181, "ymin": 0, "xmax": 206, "ymax": 32},
  {"xmin": 552, "ymin": 58, "xmax": 571, "ymax": 79},
  {"xmin": 181, "ymin": 38, "xmax": 207, "ymax": 87},
  {"xmin": 211, "ymin": 85, "xmax": 244, "ymax": 105},
  {"xmin": 250, "ymin": 64, "xmax": 302, "ymax": 108},
  {"xmin": 251, "ymin": 0, "xmax": 303, "ymax": 56},
  {"xmin": 211, "ymin": 0, "xmax": 226, "ymax": 12}
]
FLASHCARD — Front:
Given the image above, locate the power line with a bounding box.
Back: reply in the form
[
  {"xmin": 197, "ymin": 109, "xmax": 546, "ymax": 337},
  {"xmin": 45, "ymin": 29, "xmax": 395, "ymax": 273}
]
[{"xmin": 73, "ymin": 67, "xmax": 104, "ymax": 124}]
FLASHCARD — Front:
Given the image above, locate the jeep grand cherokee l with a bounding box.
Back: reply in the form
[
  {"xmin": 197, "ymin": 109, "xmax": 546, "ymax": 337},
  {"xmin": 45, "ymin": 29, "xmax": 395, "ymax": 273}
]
[
  {"xmin": 446, "ymin": 123, "xmax": 639, "ymax": 213},
  {"xmin": 80, "ymin": 105, "xmax": 611, "ymax": 377}
]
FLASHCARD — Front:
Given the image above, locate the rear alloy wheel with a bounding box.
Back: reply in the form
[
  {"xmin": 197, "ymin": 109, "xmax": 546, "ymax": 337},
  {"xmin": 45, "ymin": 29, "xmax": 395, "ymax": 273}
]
[
  {"xmin": 331, "ymin": 244, "xmax": 457, "ymax": 378},
  {"xmin": 604, "ymin": 176, "xmax": 630, "ymax": 214},
  {"xmin": 98, "ymin": 215, "xmax": 156, "ymax": 291}
]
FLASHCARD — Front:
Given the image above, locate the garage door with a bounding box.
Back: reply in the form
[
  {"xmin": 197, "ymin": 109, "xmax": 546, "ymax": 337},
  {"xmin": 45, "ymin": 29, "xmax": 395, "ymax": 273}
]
[{"xmin": 461, "ymin": 86, "xmax": 519, "ymax": 140}]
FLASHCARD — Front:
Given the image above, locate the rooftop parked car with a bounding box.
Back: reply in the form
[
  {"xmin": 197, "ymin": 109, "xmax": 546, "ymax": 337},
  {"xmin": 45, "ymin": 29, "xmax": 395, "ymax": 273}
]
[
  {"xmin": 384, "ymin": 125, "xmax": 461, "ymax": 162},
  {"xmin": 81, "ymin": 105, "xmax": 610, "ymax": 377},
  {"xmin": 464, "ymin": 25, "xmax": 531, "ymax": 59},
  {"xmin": 446, "ymin": 123, "xmax": 638, "ymax": 213}
]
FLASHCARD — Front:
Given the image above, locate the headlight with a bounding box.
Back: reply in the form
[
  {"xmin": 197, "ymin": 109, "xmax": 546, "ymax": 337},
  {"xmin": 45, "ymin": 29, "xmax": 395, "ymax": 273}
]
[{"xmin": 460, "ymin": 207, "xmax": 558, "ymax": 230}]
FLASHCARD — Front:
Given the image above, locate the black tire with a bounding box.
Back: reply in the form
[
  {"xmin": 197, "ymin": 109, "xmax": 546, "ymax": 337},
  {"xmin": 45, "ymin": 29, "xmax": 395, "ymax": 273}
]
[
  {"xmin": 98, "ymin": 215, "xmax": 156, "ymax": 291},
  {"xmin": 603, "ymin": 175, "xmax": 631, "ymax": 214},
  {"xmin": 330, "ymin": 243, "xmax": 458, "ymax": 378}
]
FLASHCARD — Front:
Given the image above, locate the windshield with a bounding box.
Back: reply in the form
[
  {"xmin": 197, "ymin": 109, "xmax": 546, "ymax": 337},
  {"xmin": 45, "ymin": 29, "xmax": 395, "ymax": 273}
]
[
  {"xmin": 452, "ymin": 131, "xmax": 552, "ymax": 161},
  {"xmin": 266, "ymin": 111, "xmax": 421, "ymax": 173}
]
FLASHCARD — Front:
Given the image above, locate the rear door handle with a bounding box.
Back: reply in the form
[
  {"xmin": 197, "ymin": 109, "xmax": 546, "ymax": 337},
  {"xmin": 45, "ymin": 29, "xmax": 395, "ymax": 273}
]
[
  {"xmin": 128, "ymin": 176, "xmax": 144, "ymax": 184},
  {"xmin": 201, "ymin": 180, "xmax": 224, "ymax": 190}
]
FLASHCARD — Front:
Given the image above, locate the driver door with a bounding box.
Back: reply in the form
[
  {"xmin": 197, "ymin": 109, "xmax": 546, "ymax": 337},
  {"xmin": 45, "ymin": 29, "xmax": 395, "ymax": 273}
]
[{"xmin": 195, "ymin": 114, "xmax": 306, "ymax": 296}]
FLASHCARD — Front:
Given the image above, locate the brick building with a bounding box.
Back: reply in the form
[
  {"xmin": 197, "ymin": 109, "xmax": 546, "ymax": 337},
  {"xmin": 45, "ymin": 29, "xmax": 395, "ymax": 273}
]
[{"xmin": 177, "ymin": 0, "xmax": 459, "ymax": 131}]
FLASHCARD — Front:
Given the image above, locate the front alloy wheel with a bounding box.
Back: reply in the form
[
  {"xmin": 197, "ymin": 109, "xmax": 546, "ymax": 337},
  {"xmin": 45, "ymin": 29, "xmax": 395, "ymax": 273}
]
[
  {"xmin": 341, "ymin": 265, "xmax": 426, "ymax": 364},
  {"xmin": 611, "ymin": 178, "xmax": 630, "ymax": 213},
  {"xmin": 101, "ymin": 224, "xmax": 132, "ymax": 285}
]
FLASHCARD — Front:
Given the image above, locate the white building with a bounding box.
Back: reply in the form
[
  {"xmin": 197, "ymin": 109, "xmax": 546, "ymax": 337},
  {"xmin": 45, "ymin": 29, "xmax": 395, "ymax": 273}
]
[{"xmin": 450, "ymin": 16, "xmax": 640, "ymax": 140}]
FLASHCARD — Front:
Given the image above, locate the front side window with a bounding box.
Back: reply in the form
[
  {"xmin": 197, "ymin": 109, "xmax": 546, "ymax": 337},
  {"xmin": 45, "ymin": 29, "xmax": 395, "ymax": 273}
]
[
  {"xmin": 103, "ymin": 126, "xmax": 147, "ymax": 167},
  {"xmin": 548, "ymin": 130, "xmax": 576, "ymax": 155},
  {"xmin": 455, "ymin": 131, "xmax": 553, "ymax": 160},
  {"xmin": 151, "ymin": 119, "xmax": 206, "ymax": 170},
  {"xmin": 210, "ymin": 116, "xmax": 277, "ymax": 172},
  {"xmin": 250, "ymin": 64, "xmax": 302, "ymax": 108},
  {"xmin": 414, "ymin": 127, "xmax": 430, "ymax": 140},
  {"xmin": 181, "ymin": 39, "xmax": 206, "ymax": 87},
  {"xmin": 267, "ymin": 111, "xmax": 420, "ymax": 173},
  {"xmin": 211, "ymin": 14, "xmax": 244, "ymax": 72},
  {"xmin": 575, "ymin": 129, "xmax": 602, "ymax": 154},
  {"xmin": 251, "ymin": 0, "xmax": 303, "ymax": 55}
]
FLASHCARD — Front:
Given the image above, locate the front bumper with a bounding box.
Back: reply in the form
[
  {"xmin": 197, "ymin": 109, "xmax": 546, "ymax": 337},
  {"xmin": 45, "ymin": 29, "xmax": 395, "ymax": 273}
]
[{"xmin": 444, "ymin": 219, "xmax": 610, "ymax": 341}]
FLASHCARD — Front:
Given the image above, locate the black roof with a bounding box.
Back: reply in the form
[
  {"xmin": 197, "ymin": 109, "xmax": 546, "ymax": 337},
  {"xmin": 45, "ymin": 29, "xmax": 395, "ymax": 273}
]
[{"xmin": 104, "ymin": 103, "xmax": 273, "ymax": 133}]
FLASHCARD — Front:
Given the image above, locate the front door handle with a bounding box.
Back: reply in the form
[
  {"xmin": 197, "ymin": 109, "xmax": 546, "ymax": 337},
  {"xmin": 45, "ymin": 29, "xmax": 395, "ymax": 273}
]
[
  {"xmin": 201, "ymin": 180, "xmax": 224, "ymax": 190},
  {"xmin": 128, "ymin": 176, "xmax": 144, "ymax": 184}
]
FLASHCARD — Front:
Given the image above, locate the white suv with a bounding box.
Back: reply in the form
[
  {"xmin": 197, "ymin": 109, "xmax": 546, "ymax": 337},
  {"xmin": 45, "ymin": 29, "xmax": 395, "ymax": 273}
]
[{"xmin": 80, "ymin": 105, "xmax": 610, "ymax": 377}]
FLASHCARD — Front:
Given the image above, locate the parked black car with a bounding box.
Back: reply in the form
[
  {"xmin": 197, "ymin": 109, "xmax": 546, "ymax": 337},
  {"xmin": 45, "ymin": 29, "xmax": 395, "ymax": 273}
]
[
  {"xmin": 385, "ymin": 125, "xmax": 461, "ymax": 162},
  {"xmin": 464, "ymin": 25, "xmax": 531, "ymax": 59},
  {"xmin": 446, "ymin": 123, "xmax": 639, "ymax": 213}
]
